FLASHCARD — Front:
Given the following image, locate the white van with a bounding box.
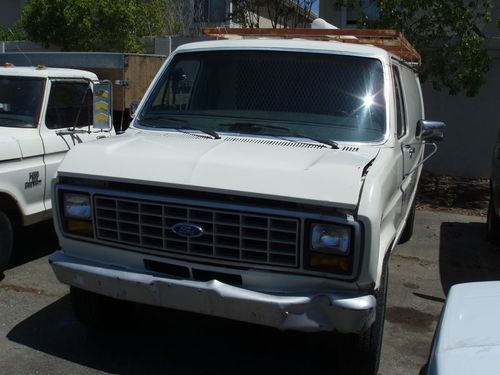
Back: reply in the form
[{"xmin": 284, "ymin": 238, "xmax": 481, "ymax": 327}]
[{"xmin": 49, "ymin": 30, "xmax": 444, "ymax": 374}]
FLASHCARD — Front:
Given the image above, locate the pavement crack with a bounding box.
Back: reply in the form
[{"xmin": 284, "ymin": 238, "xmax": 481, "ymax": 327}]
[
  {"xmin": 393, "ymin": 253, "xmax": 433, "ymax": 267},
  {"xmin": 0, "ymin": 283, "xmax": 59, "ymax": 297}
]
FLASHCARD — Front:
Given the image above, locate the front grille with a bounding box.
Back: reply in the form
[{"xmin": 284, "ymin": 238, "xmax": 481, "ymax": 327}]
[{"xmin": 94, "ymin": 196, "xmax": 300, "ymax": 268}]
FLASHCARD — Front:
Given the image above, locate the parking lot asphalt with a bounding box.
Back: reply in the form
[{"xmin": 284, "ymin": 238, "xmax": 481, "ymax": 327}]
[{"xmin": 1, "ymin": 209, "xmax": 499, "ymax": 375}]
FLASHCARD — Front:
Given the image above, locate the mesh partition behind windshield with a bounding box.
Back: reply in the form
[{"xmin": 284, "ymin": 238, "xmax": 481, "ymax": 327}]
[
  {"xmin": 191, "ymin": 51, "xmax": 384, "ymax": 117},
  {"xmin": 234, "ymin": 54, "xmax": 379, "ymax": 115}
]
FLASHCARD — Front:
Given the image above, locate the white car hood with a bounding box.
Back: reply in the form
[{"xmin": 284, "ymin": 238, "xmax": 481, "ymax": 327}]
[
  {"xmin": 0, "ymin": 134, "xmax": 22, "ymax": 161},
  {"xmin": 428, "ymin": 281, "xmax": 500, "ymax": 375},
  {"xmin": 59, "ymin": 131, "xmax": 379, "ymax": 209},
  {"xmin": 0, "ymin": 127, "xmax": 44, "ymax": 160}
]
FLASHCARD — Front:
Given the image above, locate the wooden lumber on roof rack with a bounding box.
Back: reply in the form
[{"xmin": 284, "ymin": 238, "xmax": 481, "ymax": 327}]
[{"xmin": 203, "ymin": 27, "xmax": 421, "ymax": 65}]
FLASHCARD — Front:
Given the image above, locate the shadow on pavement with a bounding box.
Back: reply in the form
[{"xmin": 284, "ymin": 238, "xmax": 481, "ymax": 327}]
[
  {"xmin": 8, "ymin": 296, "xmax": 358, "ymax": 375},
  {"xmin": 8, "ymin": 220, "xmax": 59, "ymax": 270},
  {"xmin": 439, "ymin": 222, "xmax": 500, "ymax": 295}
]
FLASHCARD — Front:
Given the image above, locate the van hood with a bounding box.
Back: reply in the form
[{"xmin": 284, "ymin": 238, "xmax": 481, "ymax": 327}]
[{"xmin": 59, "ymin": 131, "xmax": 380, "ymax": 209}]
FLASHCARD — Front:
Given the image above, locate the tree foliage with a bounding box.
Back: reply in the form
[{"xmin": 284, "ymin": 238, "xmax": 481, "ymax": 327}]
[
  {"xmin": 334, "ymin": 0, "xmax": 494, "ymax": 96},
  {"xmin": 0, "ymin": 22, "xmax": 27, "ymax": 41},
  {"xmin": 231, "ymin": 0, "xmax": 317, "ymax": 28},
  {"xmin": 21, "ymin": 0, "xmax": 168, "ymax": 52}
]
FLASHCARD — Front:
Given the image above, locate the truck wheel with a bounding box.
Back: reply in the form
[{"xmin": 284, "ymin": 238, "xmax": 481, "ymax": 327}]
[
  {"xmin": 398, "ymin": 199, "xmax": 416, "ymax": 244},
  {"xmin": 70, "ymin": 287, "xmax": 135, "ymax": 329},
  {"xmin": 0, "ymin": 211, "xmax": 13, "ymax": 273},
  {"xmin": 487, "ymin": 196, "xmax": 500, "ymax": 245},
  {"xmin": 353, "ymin": 259, "xmax": 388, "ymax": 375}
]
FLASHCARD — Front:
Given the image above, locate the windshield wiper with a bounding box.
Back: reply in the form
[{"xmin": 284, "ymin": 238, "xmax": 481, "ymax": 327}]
[
  {"xmin": 177, "ymin": 126, "xmax": 221, "ymax": 140},
  {"xmin": 219, "ymin": 122, "xmax": 290, "ymax": 132},
  {"xmin": 138, "ymin": 115, "xmax": 188, "ymax": 124},
  {"xmin": 286, "ymin": 133, "xmax": 339, "ymax": 149},
  {"xmin": 138, "ymin": 115, "xmax": 220, "ymax": 139},
  {"xmin": 219, "ymin": 122, "xmax": 338, "ymax": 149}
]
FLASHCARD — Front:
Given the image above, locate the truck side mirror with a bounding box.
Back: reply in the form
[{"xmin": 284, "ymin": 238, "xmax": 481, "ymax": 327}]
[
  {"xmin": 92, "ymin": 81, "xmax": 113, "ymax": 131},
  {"xmin": 416, "ymin": 120, "xmax": 445, "ymax": 142}
]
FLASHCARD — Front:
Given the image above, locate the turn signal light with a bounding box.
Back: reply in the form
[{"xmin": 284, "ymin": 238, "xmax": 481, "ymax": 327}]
[
  {"xmin": 66, "ymin": 219, "xmax": 93, "ymax": 237},
  {"xmin": 309, "ymin": 253, "xmax": 350, "ymax": 272}
]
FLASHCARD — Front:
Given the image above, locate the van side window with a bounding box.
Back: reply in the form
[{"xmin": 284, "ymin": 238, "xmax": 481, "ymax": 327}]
[
  {"xmin": 392, "ymin": 66, "xmax": 406, "ymax": 138},
  {"xmin": 46, "ymin": 81, "xmax": 92, "ymax": 129}
]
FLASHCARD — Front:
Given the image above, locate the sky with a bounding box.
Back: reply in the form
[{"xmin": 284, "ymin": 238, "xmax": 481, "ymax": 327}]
[{"xmin": 312, "ymin": 1, "xmax": 320, "ymax": 14}]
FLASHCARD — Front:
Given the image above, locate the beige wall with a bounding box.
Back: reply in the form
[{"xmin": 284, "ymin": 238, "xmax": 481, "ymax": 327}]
[{"xmin": 422, "ymin": 44, "xmax": 500, "ymax": 178}]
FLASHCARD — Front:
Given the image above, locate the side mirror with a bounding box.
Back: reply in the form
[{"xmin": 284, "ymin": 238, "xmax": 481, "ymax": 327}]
[
  {"xmin": 416, "ymin": 120, "xmax": 445, "ymax": 142},
  {"xmin": 92, "ymin": 81, "xmax": 113, "ymax": 130},
  {"xmin": 129, "ymin": 100, "xmax": 140, "ymax": 118}
]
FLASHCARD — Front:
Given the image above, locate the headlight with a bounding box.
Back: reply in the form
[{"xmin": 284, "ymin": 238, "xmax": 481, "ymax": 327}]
[
  {"xmin": 64, "ymin": 193, "xmax": 91, "ymax": 219},
  {"xmin": 61, "ymin": 192, "xmax": 93, "ymax": 237},
  {"xmin": 310, "ymin": 223, "xmax": 351, "ymax": 255}
]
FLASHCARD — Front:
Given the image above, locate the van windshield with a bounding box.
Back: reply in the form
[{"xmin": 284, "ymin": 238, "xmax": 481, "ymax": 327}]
[
  {"xmin": 0, "ymin": 76, "xmax": 45, "ymax": 128},
  {"xmin": 140, "ymin": 50, "xmax": 386, "ymax": 143}
]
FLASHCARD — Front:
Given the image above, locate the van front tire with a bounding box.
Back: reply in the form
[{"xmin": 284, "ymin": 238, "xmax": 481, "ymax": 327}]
[
  {"xmin": 399, "ymin": 200, "xmax": 416, "ymax": 244},
  {"xmin": 353, "ymin": 259, "xmax": 388, "ymax": 375},
  {"xmin": 487, "ymin": 193, "xmax": 500, "ymax": 245},
  {"xmin": 0, "ymin": 211, "xmax": 13, "ymax": 273}
]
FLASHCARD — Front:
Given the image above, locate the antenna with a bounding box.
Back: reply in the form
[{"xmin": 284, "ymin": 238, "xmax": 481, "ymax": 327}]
[{"xmin": 8, "ymin": 28, "xmax": 33, "ymax": 66}]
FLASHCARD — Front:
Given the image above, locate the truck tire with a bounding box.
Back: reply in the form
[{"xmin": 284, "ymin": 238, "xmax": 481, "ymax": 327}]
[
  {"xmin": 353, "ymin": 258, "xmax": 388, "ymax": 375},
  {"xmin": 0, "ymin": 211, "xmax": 13, "ymax": 273},
  {"xmin": 70, "ymin": 287, "xmax": 135, "ymax": 329},
  {"xmin": 398, "ymin": 199, "xmax": 416, "ymax": 244},
  {"xmin": 487, "ymin": 196, "xmax": 500, "ymax": 245}
]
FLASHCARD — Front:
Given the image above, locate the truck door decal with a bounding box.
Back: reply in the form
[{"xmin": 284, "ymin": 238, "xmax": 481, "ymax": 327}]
[{"xmin": 25, "ymin": 171, "xmax": 42, "ymax": 189}]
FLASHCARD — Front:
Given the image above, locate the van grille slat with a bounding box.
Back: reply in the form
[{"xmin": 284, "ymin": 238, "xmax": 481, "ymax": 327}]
[{"xmin": 94, "ymin": 196, "xmax": 299, "ymax": 268}]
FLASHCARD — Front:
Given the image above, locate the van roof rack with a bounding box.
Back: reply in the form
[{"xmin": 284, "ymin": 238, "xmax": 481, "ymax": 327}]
[{"xmin": 203, "ymin": 27, "xmax": 421, "ymax": 66}]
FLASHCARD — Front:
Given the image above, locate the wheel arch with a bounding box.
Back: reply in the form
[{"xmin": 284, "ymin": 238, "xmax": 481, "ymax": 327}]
[{"xmin": 0, "ymin": 193, "xmax": 23, "ymax": 229}]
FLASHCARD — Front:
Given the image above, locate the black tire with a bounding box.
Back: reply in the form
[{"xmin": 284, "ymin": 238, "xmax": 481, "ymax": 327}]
[
  {"xmin": 70, "ymin": 286, "xmax": 135, "ymax": 329},
  {"xmin": 399, "ymin": 199, "xmax": 416, "ymax": 244},
  {"xmin": 0, "ymin": 210, "xmax": 13, "ymax": 273},
  {"xmin": 487, "ymin": 196, "xmax": 500, "ymax": 245},
  {"xmin": 354, "ymin": 258, "xmax": 389, "ymax": 375}
]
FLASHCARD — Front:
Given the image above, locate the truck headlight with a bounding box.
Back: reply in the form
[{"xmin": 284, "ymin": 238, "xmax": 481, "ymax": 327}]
[
  {"xmin": 61, "ymin": 192, "xmax": 93, "ymax": 237},
  {"xmin": 305, "ymin": 222, "xmax": 355, "ymax": 274},
  {"xmin": 64, "ymin": 193, "xmax": 91, "ymax": 219},
  {"xmin": 310, "ymin": 223, "xmax": 351, "ymax": 255}
]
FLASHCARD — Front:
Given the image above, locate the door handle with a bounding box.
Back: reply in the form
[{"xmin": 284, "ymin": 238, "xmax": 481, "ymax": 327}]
[
  {"xmin": 403, "ymin": 143, "xmax": 438, "ymax": 178},
  {"xmin": 404, "ymin": 144, "xmax": 415, "ymax": 157}
]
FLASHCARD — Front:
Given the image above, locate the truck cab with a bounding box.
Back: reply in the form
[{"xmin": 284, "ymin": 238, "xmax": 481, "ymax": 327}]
[{"xmin": 0, "ymin": 65, "xmax": 113, "ymax": 272}]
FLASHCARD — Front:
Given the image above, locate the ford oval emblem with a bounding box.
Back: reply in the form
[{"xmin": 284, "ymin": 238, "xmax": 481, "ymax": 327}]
[{"xmin": 172, "ymin": 223, "xmax": 204, "ymax": 238}]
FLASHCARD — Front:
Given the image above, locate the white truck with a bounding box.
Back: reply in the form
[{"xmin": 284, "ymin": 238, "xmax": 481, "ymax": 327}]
[
  {"xmin": 0, "ymin": 65, "xmax": 113, "ymax": 272},
  {"xmin": 49, "ymin": 29, "xmax": 445, "ymax": 374}
]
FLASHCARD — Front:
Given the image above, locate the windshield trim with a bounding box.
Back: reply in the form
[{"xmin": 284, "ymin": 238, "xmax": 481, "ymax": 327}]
[{"xmin": 133, "ymin": 48, "xmax": 391, "ymax": 146}]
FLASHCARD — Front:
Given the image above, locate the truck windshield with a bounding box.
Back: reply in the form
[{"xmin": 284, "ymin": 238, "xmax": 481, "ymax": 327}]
[
  {"xmin": 140, "ymin": 50, "xmax": 386, "ymax": 143},
  {"xmin": 0, "ymin": 76, "xmax": 45, "ymax": 128}
]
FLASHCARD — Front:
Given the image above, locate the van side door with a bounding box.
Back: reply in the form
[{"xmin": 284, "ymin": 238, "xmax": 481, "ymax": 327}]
[{"xmin": 393, "ymin": 64, "xmax": 424, "ymax": 217}]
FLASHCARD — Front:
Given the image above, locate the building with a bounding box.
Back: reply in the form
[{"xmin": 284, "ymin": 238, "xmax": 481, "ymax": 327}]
[
  {"xmin": 0, "ymin": 0, "xmax": 26, "ymax": 27},
  {"xmin": 195, "ymin": 0, "xmax": 318, "ymax": 29}
]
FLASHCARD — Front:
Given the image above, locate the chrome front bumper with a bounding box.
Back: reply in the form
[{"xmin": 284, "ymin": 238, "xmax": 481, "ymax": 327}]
[{"xmin": 50, "ymin": 251, "xmax": 376, "ymax": 333}]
